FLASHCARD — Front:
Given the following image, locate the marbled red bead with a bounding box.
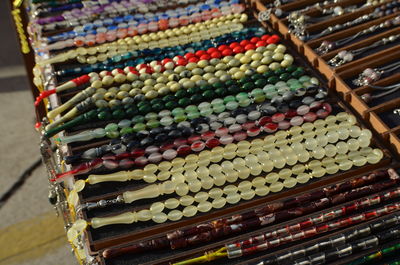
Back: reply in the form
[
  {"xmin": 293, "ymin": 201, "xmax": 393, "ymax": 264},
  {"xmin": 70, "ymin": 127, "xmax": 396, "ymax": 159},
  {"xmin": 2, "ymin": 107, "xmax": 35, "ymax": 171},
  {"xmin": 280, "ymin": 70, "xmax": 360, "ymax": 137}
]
[
  {"xmin": 233, "ymin": 131, "xmax": 247, "ymax": 141},
  {"xmin": 206, "ymin": 138, "xmax": 220, "ymax": 148},
  {"xmin": 309, "ymin": 101, "xmax": 322, "ymax": 111},
  {"xmin": 177, "ymin": 145, "xmax": 191, "ymax": 156},
  {"xmin": 215, "ymin": 127, "xmax": 229, "ymax": 137},
  {"xmin": 173, "ymin": 138, "xmax": 188, "ymax": 147},
  {"xmin": 145, "ymin": 145, "xmax": 160, "ymax": 154},
  {"xmin": 220, "ymin": 134, "xmax": 234, "ymax": 145},
  {"xmin": 135, "ymin": 156, "xmax": 148, "ymax": 166},
  {"xmin": 322, "ymin": 103, "xmax": 332, "ymax": 113},
  {"xmin": 191, "ymin": 141, "xmax": 206, "ymax": 152},
  {"xmin": 278, "ymin": 120, "xmax": 291, "ymax": 130},
  {"xmin": 285, "ymin": 109, "xmax": 297, "ymax": 118},
  {"xmin": 303, "ymin": 112, "xmax": 318, "ymax": 122},
  {"xmin": 119, "ymin": 159, "xmax": 135, "ymax": 168},
  {"xmin": 131, "ymin": 149, "xmax": 145, "ymax": 158},
  {"xmin": 290, "ymin": 116, "xmax": 304, "ymax": 126},
  {"xmin": 257, "ymin": 116, "xmax": 272, "ymax": 126},
  {"xmin": 242, "ymin": 121, "xmax": 256, "ymax": 130},
  {"xmin": 103, "ymin": 159, "xmax": 119, "ymax": 169},
  {"xmin": 272, "ymin": 113, "xmax": 285, "ymax": 123},
  {"xmin": 201, "ymin": 131, "xmax": 215, "ymax": 140},
  {"xmin": 264, "ymin": 123, "xmax": 278, "ymax": 133},
  {"xmin": 247, "ymin": 127, "xmax": 261, "ymax": 137},
  {"xmin": 188, "ymin": 135, "xmax": 201, "ymax": 144},
  {"xmin": 160, "ymin": 143, "xmax": 175, "ymax": 152},
  {"xmin": 316, "ymin": 109, "xmax": 330, "ymax": 119}
]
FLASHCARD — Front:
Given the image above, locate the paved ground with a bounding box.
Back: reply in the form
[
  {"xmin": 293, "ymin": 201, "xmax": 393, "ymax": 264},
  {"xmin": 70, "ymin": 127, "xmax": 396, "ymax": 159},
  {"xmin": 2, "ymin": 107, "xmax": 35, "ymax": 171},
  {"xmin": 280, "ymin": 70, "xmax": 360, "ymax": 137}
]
[{"xmin": 0, "ymin": 1, "xmax": 77, "ymax": 265}]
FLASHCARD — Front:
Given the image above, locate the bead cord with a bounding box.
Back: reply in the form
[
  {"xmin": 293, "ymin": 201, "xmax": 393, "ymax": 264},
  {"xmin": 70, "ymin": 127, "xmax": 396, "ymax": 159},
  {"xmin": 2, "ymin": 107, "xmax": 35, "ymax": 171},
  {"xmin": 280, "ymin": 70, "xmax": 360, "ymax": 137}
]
[
  {"xmin": 291, "ymin": 227, "xmax": 400, "ymax": 265},
  {"xmin": 347, "ymin": 242, "xmax": 400, "ymax": 265},
  {"xmin": 255, "ymin": 215, "xmax": 400, "ymax": 265},
  {"xmin": 227, "ymin": 202, "xmax": 400, "ymax": 259},
  {"xmin": 293, "ymin": 2, "xmax": 400, "ymax": 41},
  {"xmin": 84, "ymin": 147, "xmax": 384, "ymax": 229},
  {"xmin": 316, "ymin": 15, "xmax": 400, "ymax": 55},
  {"xmin": 63, "ymin": 102, "xmax": 329, "ymax": 173},
  {"xmin": 353, "ymin": 60, "xmax": 400, "ymax": 87},
  {"xmin": 57, "ymin": 110, "xmax": 344, "ymax": 181},
  {"xmin": 68, "ymin": 101, "xmax": 329, "ymax": 163},
  {"xmin": 56, "ymin": 27, "xmax": 267, "ymax": 76},
  {"xmin": 37, "ymin": 14, "xmax": 248, "ymax": 66},
  {"xmin": 328, "ymin": 33, "xmax": 400, "ymax": 67},
  {"xmin": 44, "ymin": 1, "xmax": 243, "ymax": 46},
  {"xmin": 101, "ymin": 169, "xmax": 396, "ymax": 258},
  {"xmin": 75, "ymin": 113, "xmax": 354, "ymax": 203},
  {"xmin": 45, "ymin": 36, "xmax": 284, "ymax": 121}
]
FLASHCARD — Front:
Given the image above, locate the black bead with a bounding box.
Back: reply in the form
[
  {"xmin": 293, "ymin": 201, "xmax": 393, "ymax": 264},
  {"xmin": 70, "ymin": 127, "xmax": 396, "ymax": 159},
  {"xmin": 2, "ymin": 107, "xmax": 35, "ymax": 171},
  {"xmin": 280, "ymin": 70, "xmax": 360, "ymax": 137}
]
[
  {"xmin": 289, "ymin": 99, "xmax": 303, "ymax": 109},
  {"xmin": 140, "ymin": 137, "xmax": 154, "ymax": 146},
  {"xmin": 136, "ymin": 130, "xmax": 149, "ymax": 139},
  {"xmin": 121, "ymin": 133, "xmax": 135, "ymax": 144},
  {"xmin": 149, "ymin": 127, "xmax": 164, "ymax": 137},
  {"xmin": 154, "ymin": 133, "xmax": 168, "ymax": 143},
  {"xmin": 168, "ymin": 130, "xmax": 183, "ymax": 138},
  {"xmin": 181, "ymin": 127, "xmax": 194, "ymax": 137},
  {"xmin": 127, "ymin": 140, "xmax": 140, "ymax": 150},
  {"xmin": 277, "ymin": 104, "xmax": 289, "ymax": 113}
]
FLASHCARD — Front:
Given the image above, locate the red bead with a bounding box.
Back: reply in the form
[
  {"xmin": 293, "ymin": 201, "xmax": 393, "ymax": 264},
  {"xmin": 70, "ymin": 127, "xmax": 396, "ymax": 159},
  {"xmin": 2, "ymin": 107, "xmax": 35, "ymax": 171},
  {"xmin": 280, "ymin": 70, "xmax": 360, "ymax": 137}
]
[
  {"xmin": 229, "ymin": 42, "xmax": 240, "ymax": 49},
  {"xmin": 210, "ymin": 51, "xmax": 222, "ymax": 59},
  {"xmin": 114, "ymin": 68, "xmax": 124, "ymax": 74},
  {"xmin": 250, "ymin": 37, "xmax": 260, "ymax": 43},
  {"xmin": 255, "ymin": 40, "xmax": 267, "ymax": 47},
  {"xmin": 102, "ymin": 154, "xmax": 116, "ymax": 160},
  {"xmin": 161, "ymin": 58, "xmax": 173, "ymax": 64},
  {"xmin": 233, "ymin": 46, "xmax": 245, "ymax": 54},
  {"xmin": 201, "ymin": 131, "xmax": 215, "ymax": 140},
  {"xmin": 316, "ymin": 109, "xmax": 329, "ymax": 119},
  {"xmin": 174, "ymin": 138, "xmax": 188, "ymax": 147},
  {"xmin": 322, "ymin": 103, "xmax": 332, "ymax": 114},
  {"xmin": 217, "ymin": 44, "xmax": 229, "ymax": 51},
  {"xmin": 240, "ymin": 40, "xmax": 250, "ymax": 47},
  {"xmin": 191, "ymin": 141, "xmax": 206, "ymax": 152},
  {"xmin": 200, "ymin": 54, "xmax": 211, "ymax": 60},
  {"xmin": 244, "ymin": 43, "xmax": 256, "ymax": 51},
  {"xmin": 207, "ymin": 47, "xmax": 218, "ymax": 54},
  {"xmin": 184, "ymin": 52, "xmax": 196, "ymax": 59},
  {"xmin": 310, "ymin": 101, "xmax": 322, "ymax": 111},
  {"xmin": 221, "ymin": 48, "xmax": 233, "ymax": 57},
  {"xmin": 257, "ymin": 116, "xmax": 272, "ymax": 126},
  {"xmin": 177, "ymin": 145, "xmax": 191, "ymax": 156},
  {"xmin": 119, "ymin": 159, "xmax": 135, "ymax": 169},
  {"xmin": 115, "ymin": 152, "xmax": 132, "ymax": 160},
  {"xmin": 205, "ymin": 138, "xmax": 220, "ymax": 148},
  {"xmin": 233, "ymin": 131, "xmax": 247, "ymax": 141},
  {"xmin": 177, "ymin": 58, "xmax": 188, "ymax": 66},
  {"xmin": 261, "ymin": 34, "xmax": 270, "ymax": 41},
  {"xmin": 303, "ymin": 112, "xmax": 317, "ymax": 122},
  {"xmin": 242, "ymin": 122, "xmax": 256, "ymax": 130},
  {"xmin": 188, "ymin": 57, "xmax": 199, "ymax": 63},
  {"xmin": 173, "ymin": 55, "xmax": 184, "ymax": 61},
  {"xmin": 160, "ymin": 143, "xmax": 174, "ymax": 152},
  {"xmin": 272, "ymin": 113, "xmax": 285, "ymax": 123},
  {"xmin": 247, "ymin": 127, "xmax": 261, "ymax": 137},
  {"xmin": 264, "ymin": 123, "xmax": 278, "ymax": 133},
  {"xmin": 285, "ymin": 109, "xmax": 297, "ymax": 118},
  {"xmin": 188, "ymin": 135, "xmax": 201, "ymax": 144},
  {"xmin": 135, "ymin": 156, "xmax": 148, "ymax": 167},
  {"xmin": 278, "ymin": 120, "xmax": 291, "ymax": 130},
  {"xmin": 131, "ymin": 149, "xmax": 145, "ymax": 158},
  {"xmin": 195, "ymin": 50, "xmax": 207, "ymax": 57},
  {"xmin": 215, "ymin": 127, "xmax": 229, "ymax": 137},
  {"xmin": 267, "ymin": 35, "xmax": 280, "ymax": 44}
]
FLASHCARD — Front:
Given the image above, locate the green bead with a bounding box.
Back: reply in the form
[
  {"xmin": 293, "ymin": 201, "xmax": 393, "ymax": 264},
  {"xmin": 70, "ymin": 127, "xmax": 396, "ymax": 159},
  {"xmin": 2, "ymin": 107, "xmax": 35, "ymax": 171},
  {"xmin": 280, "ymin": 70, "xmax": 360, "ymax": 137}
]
[
  {"xmin": 174, "ymin": 114, "xmax": 187, "ymax": 123},
  {"xmin": 290, "ymin": 83, "xmax": 303, "ymax": 91},
  {"xmin": 152, "ymin": 103, "xmax": 165, "ymax": 112},
  {"xmin": 132, "ymin": 115, "xmax": 145, "ymax": 124},
  {"xmin": 190, "ymin": 94, "xmax": 203, "ymax": 103},
  {"xmin": 267, "ymin": 76, "xmax": 279, "ymax": 84},
  {"xmin": 299, "ymin": 75, "xmax": 311, "ymax": 83},
  {"xmin": 175, "ymin": 89, "xmax": 188, "ymax": 98},
  {"xmin": 262, "ymin": 71, "xmax": 274, "ymax": 78},
  {"xmin": 227, "ymin": 85, "xmax": 240, "ymax": 94},
  {"xmin": 225, "ymin": 101, "xmax": 239, "ymax": 110},
  {"xmin": 120, "ymin": 127, "xmax": 134, "ymax": 135},
  {"xmin": 266, "ymin": 91, "xmax": 278, "ymax": 99},
  {"xmin": 106, "ymin": 130, "xmax": 120, "ymax": 138},
  {"xmin": 163, "ymin": 95, "xmax": 175, "ymax": 103},
  {"xmin": 254, "ymin": 78, "xmax": 267, "ymax": 87},
  {"xmin": 211, "ymin": 98, "xmax": 224, "ymax": 106},
  {"xmin": 223, "ymin": 95, "xmax": 236, "ymax": 103},
  {"xmin": 98, "ymin": 111, "xmax": 112, "ymax": 120},
  {"xmin": 238, "ymin": 98, "xmax": 251, "ymax": 107},
  {"xmin": 251, "ymin": 73, "xmax": 263, "ymax": 81},
  {"xmin": 199, "ymin": 84, "xmax": 212, "ymax": 92},
  {"xmin": 112, "ymin": 109, "xmax": 126, "ymax": 119},
  {"xmin": 287, "ymin": 65, "xmax": 297, "ymax": 72},
  {"xmin": 212, "ymin": 82, "xmax": 224, "ymax": 89},
  {"xmin": 242, "ymin": 82, "xmax": 255, "ymax": 91},
  {"xmin": 178, "ymin": 97, "xmax": 191, "ymax": 106},
  {"xmin": 150, "ymin": 98, "xmax": 163, "ymax": 105},
  {"xmin": 279, "ymin": 73, "xmax": 291, "ymax": 81},
  {"xmin": 253, "ymin": 94, "xmax": 266, "ymax": 103},
  {"xmin": 274, "ymin": 68, "xmax": 285, "ymax": 75},
  {"xmin": 185, "ymin": 105, "xmax": 198, "ymax": 112},
  {"xmin": 292, "ymin": 69, "xmax": 305, "ymax": 78},
  {"xmin": 105, "ymin": 123, "xmax": 118, "ymax": 132},
  {"xmin": 187, "ymin": 86, "xmax": 200, "ymax": 95},
  {"xmin": 172, "ymin": 107, "xmax": 185, "ymax": 116},
  {"xmin": 239, "ymin": 76, "xmax": 251, "ymax": 84},
  {"xmin": 212, "ymin": 104, "xmax": 226, "ymax": 113},
  {"xmin": 146, "ymin": 119, "xmax": 160, "ymax": 129},
  {"xmin": 225, "ymin": 80, "xmax": 236, "ymax": 87},
  {"xmin": 187, "ymin": 111, "xmax": 200, "ymax": 119},
  {"xmin": 144, "ymin": 112, "xmax": 158, "ymax": 121},
  {"xmin": 133, "ymin": 123, "xmax": 146, "ymax": 132},
  {"xmin": 202, "ymin": 89, "xmax": 215, "ymax": 100},
  {"xmin": 286, "ymin": 78, "xmax": 299, "ymax": 85},
  {"xmin": 138, "ymin": 104, "xmax": 152, "ymax": 114},
  {"xmin": 200, "ymin": 108, "xmax": 213, "ymax": 116},
  {"xmin": 137, "ymin": 101, "xmax": 147, "ymax": 108},
  {"xmin": 215, "ymin": 87, "xmax": 226, "ymax": 96},
  {"xmin": 250, "ymin": 88, "xmax": 264, "ymax": 97},
  {"xmin": 263, "ymin": 84, "xmax": 276, "ymax": 93},
  {"xmin": 236, "ymin": 92, "xmax": 249, "ymax": 101},
  {"xmin": 165, "ymin": 100, "xmax": 178, "ymax": 109},
  {"xmin": 125, "ymin": 107, "xmax": 138, "ymax": 117}
]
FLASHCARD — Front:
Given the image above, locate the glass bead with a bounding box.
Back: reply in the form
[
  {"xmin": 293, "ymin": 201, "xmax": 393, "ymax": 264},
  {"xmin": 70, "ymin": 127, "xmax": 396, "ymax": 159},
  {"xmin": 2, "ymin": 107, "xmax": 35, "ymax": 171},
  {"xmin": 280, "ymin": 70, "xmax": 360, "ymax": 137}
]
[
  {"xmin": 358, "ymin": 136, "xmax": 371, "ymax": 148},
  {"xmin": 316, "ymin": 135, "xmax": 328, "ymax": 147},
  {"xmin": 279, "ymin": 168, "xmax": 292, "ymax": 179},
  {"xmin": 255, "ymin": 186, "xmax": 270, "ymax": 196},
  {"xmin": 292, "ymin": 164, "xmax": 306, "ymax": 174},
  {"xmin": 308, "ymin": 160, "xmax": 322, "ymax": 170},
  {"xmin": 241, "ymin": 189, "xmax": 256, "ymax": 200},
  {"xmin": 150, "ymin": 202, "xmax": 165, "ymax": 213},
  {"xmin": 337, "ymin": 128, "xmax": 350, "ymax": 140},
  {"xmin": 325, "ymin": 144, "xmax": 337, "ymax": 157},
  {"xmin": 283, "ymin": 177, "xmax": 297, "ymax": 188},
  {"xmin": 312, "ymin": 167, "xmax": 326, "ymax": 178},
  {"xmin": 153, "ymin": 212, "xmax": 168, "ymax": 223},
  {"xmin": 352, "ymin": 156, "xmax": 367, "ymax": 167},
  {"xmin": 180, "ymin": 195, "xmax": 194, "ymax": 206},
  {"xmin": 194, "ymin": 192, "xmax": 209, "ymax": 203},
  {"xmin": 270, "ymin": 181, "xmax": 284, "ymax": 193},
  {"xmin": 176, "ymin": 183, "xmax": 189, "ymax": 196},
  {"xmin": 336, "ymin": 141, "xmax": 349, "ymax": 154},
  {"xmin": 296, "ymin": 150, "xmax": 310, "ymax": 163},
  {"xmin": 226, "ymin": 193, "xmax": 241, "ymax": 204},
  {"xmin": 265, "ymin": 172, "xmax": 279, "ymax": 184},
  {"xmin": 301, "ymin": 122, "xmax": 314, "ymax": 131},
  {"xmin": 168, "ymin": 210, "xmax": 183, "ymax": 221},
  {"xmin": 297, "ymin": 172, "xmax": 310, "ymax": 184},
  {"xmin": 312, "ymin": 146, "xmax": 326, "ymax": 160},
  {"xmin": 338, "ymin": 160, "xmax": 353, "ymax": 171},
  {"xmin": 212, "ymin": 197, "xmax": 226, "ymax": 209},
  {"xmin": 183, "ymin": 205, "xmax": 198, "ymax": 217},
  {"xmin": 165, "ymin": 198, "xmax": 180, "ymax": 209},
  {"xmin": 197, "ymin": 201, "xmax": 212, "ymax": 212},
  {"xmin": 325, "ymin": 163, "xmax": 340, "ymax": 175},
  {"xmin": 238, "ymin": 181, "xmax": 252, "ymax": 192},
  {"xmin": 188, "ymin": 179, "xmax": 202, "ymax": 193}
]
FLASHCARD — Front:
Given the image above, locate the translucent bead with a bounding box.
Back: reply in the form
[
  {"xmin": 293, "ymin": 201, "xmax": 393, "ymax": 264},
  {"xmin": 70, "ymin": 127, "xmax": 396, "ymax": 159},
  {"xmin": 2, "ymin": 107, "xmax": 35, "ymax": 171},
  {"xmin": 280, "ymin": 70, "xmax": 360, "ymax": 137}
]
[
  {"xmin": 241, "ymin": 189, "xmax": 256, "ymax": 200},
  {"xmin": 209, "ymin": 188, "xmax": 223, "ymax": 199},
  {"xmin": 188, "ymin": 179, "xmax": 202, "ymax": 193},
  {"xmin": 301, "ymin": 123, "xmax": 314, "ymax": 131},
  {"xmin": 358, "ymin": 136, "xmax": 371, "ymax": 148},
  {"xmin": 212, "ymin": 197, "xmax": 226, "ymax": 209},
  {"xmin": 183, "ymin": 205, "xmax": 198, "ymax": 217},
  {"xmin": 255, "ymin": 186, "xmax": 270, "ymax": 196},
  {"xmin": 308, "ymin": 160, "xmax": 322, "ymax": 169},
  {"xmin": 316, "ymin": 135, "xmax": 328, "ymax": 147},
  {"xmin": 224, "ymin": 185, "xmax": 238, "ymax": 194},
  {"xmin": 338, "ymin": 160, "xmax": 353, "ymax": 171},
  {"xmin": 283, "ymin": 177, "xmax": 297, "ymax": 188},
  {"xmin": 325, "ymin": 163, "xmax": 339, "ymax": 175},
  {"xmin": 180, "ymin": 195, "xmax": 194, "ymax": 206},
  {"xmin": 213, "ymin": 172, "xmax": 227, "ymax": 186},
  {"xmin": 325, "ymin": 144, "xmax": 337, "ymax": 157},
  {"xmin": 171, "ymin": 172, "xmax": 185, "ymax": 183},
  {"xmin": 312, "ymin": 167, "xmax": 326, "ymax": 178},
  {"xmin": 279, "ymin": 168, "xmax": 292, "ymax": 179},
  {"xmin": 337, "ymin": 128, "xmax": 350, "ymax": 140},
  {"xmin": 201, "ymin": 176, "xmax": 214, "ymax": 190},
  {"xmin": 360, "ymin": 129, "xmax": 372, "ymax": 139},
  {"xmin": 303, "ymin": 131, "xmax": 316, "ymax": 139},
  {"xmin": 347, "ymin": 138, "xmax": 360, "ymax": 151},
  {"xmin": 224, "ymin": 170, "xmax": 238, "ymax": 183},
  {"xmin": 321, "ymin": 157, "xmax": 335, "ymax": 166},
  {"xmin": 165, "ymin": 198, "xmax": 180, "ymax": 209},
  {"xmin": 349, "ymin": 126, "xmax": 361, "ymax": 138},
  {"xmin": 226, "ymin": 193, "xmax": 241, "ymax": 204},
  {"xmin": 150, "ymin": 202, "xmax": 165, "ymax": 213},
  {"xmin": 238, "ymin": 181, "xmax": 252, "ymax": 192},
  {"xmin": 266, "ymin": 172, "xmax": 279, "ymax": 184},
  {"xmin": 289, "ymin": 126, "xmax": 302, "ymax": 135},
  {"xmin": 292, "ymin": 164, "xmax": 305, "ymax": 174},
  {"xmin": 367, "ymin": 149, "xmax": 383, "ymax": 164},
  {"xmin": 176, "ymin": 183, "xmax": 189, "ymax": 196},
  {"xmin": 314, "ymin": 119, "xmax": 325, "ymax": 128},
  {"xmin": 297, "ymin": 172, "xmax": 311, "ymax": 184},
  {"xmin": 352, "ymin": 156, "xmax": 367, "ymax": 167},
  {"xmin": 326, "ymin": 131, "xmax": 339, "ymax": 143},
  {"xmin": 137, "ymin": 210, "xmax": 152, "ymax": 221},
  {"xmin": 359, "ymin": 147, "xmax": 373, "ymax": 156},
  {"xmin": 194, "ymin": 192, "xmax": 209, "ymax": 202},
  {"xmin": 168, "ymin": 210, "xmax": 183, "ymax": 221},
  {"xmin": 336, "ymin": 141, "xmax": 349, "ymax": 154},
  {"xmin": 153, "ymin": 212, "xmax": 168, "ymax": 223},
  {"xmin": 270, "ymin": 182, "xmax": 284, "ymax": 193},
  {"xmin": 312, "ymin": 146, "xmax": 326, "ymax": 159},
  {"xmin": 297, "ymin": 150, "xmax": 310, "ymax": 163},
  {"xmin": 337, "ymin": 112, "xmax": 349, "ymax": 121}
]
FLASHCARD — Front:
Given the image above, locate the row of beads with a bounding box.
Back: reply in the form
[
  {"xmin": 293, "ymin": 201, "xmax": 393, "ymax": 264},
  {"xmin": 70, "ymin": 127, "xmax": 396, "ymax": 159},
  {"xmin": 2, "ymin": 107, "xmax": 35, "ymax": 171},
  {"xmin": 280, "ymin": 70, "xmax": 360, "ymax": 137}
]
[{"xmin": 89, "ymin": 147, "xmax": 383, "ymax": 227}]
